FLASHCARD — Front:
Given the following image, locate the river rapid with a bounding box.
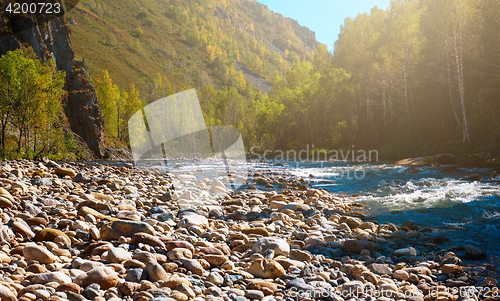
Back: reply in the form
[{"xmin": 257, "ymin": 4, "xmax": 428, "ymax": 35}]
[
  {"xmin": 251, "ymin": 160, "xmax": 500, "ymax": 257},
  {"xmin": 108, "ymin": 159, "xmax": 500, "ymax": 256}
]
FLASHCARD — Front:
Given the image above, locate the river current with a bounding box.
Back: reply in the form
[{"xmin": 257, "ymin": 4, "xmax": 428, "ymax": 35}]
[
  {"xmin": 251, "ymin": 160, "xmax": 500, "ymax": 256},
  {"xmin": 107, "ymin": 159, "xmax": 500, "ymax": 256}
]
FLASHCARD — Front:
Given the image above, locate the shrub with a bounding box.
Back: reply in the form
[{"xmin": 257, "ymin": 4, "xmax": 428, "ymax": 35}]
[{"xmin": 131, "ymin": 27, "xmax": 144, "ymax": 38}]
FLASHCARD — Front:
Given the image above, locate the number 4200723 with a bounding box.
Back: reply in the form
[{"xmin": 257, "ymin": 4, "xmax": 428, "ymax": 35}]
[{"xmin": 5, "ymin": 2, "xmax": 62, "ymax": 14}]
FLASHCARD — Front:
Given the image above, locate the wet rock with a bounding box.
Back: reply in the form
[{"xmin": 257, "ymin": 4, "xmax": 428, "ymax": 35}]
[
  {"xmin": 440, "ymin": 252, "xmax": 462, "ymax": 265},
  {"xmin": 463, "ymin": 245, "xmax": 486, "ymax": 259},
  {"xmin": 402, "ymin": 220, "xmax": 419, "ymax": 231},
  {"xmin": 432, "ymin": 233, "xmax": 450, "ymax": 244}
]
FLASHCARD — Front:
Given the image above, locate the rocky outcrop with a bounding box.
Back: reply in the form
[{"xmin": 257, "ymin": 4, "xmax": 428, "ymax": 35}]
[
  {"xmin": 0, "ymin": 16, "xmax": 105, "ymax": 157},
  {"xmin": 64, "ymin": 61, "xmax": 105, "ymax": 157},
  {"xmin": 0, "ymin": 16, "xmax": 73, "ymax": 73}
]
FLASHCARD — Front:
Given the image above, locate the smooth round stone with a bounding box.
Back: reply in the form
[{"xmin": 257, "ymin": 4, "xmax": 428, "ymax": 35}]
[
  {"xmin": 72, "ymin": 220, "xmax": 90, "ymax": 232},
  {"xmin": 23, "ymin": 245, "xmax": 56, "ymax": 264},
  {"xmin": 82, "ymin": 287, "xmax": 101, "ymax": 300},
  {"xmin": 156, "ymin": 213, "xmax": 175, "ymax": 222},
  {"xmin": 105, "ymin": 247, "xmax": 132, "ymax": 263},
  {"xmin": 206, "ymin": 272, "xmax": 224, "ymax": 286},
  {"xmin": 188, "ymin": 225, "xmax": 204, "ymax": 236},
  {"xmin": 205, "ymin": 286, "xmax": 223, "ymax": 297},
  {"xmin": 150, "ymin": 207, "xmax": 167, "ymax": 214},
  {"xmin": 245, "ymin": 290, "xmax": 264, "ymax": 300},
  {"xmin": 125, "ymin": 268, "xmax": 147, "ymax": 283}
]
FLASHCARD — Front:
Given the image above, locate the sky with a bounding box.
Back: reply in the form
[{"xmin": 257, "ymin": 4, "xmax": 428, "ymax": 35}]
[{"xmin": 256, "ymin": 0, "xmax": 392, "ymax": 51}]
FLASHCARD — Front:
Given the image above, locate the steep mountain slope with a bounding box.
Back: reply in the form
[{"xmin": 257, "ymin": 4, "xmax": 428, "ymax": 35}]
[{"xmin": 67, "ymin": 0, "xmax": 320, "ymax": 93}]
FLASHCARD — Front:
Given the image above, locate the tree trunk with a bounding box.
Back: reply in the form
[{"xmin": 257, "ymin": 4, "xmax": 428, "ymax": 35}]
[
  {"xmin": 452, "ymin": 10, "xmax": 470, "ymax": 142},
  {"xmin": 446, "ymin": 41, "xmax": 461, "ymax": 126},
  {"xmin": 366, "ymin": 89, "xmax": 370, "ymax": 121},
  {"xmin": 382, "ymin": 88, "xmax": 386, "ymax": 128},
  {"xmin": 404, "ymin": 51, "xmax": 409, "ymax": 116}
]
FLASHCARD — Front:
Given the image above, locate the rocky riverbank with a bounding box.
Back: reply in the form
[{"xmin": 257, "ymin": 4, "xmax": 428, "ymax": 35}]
[{"xmin": 0, "ymin": 159, "xmax": 496, "ymax": 301}]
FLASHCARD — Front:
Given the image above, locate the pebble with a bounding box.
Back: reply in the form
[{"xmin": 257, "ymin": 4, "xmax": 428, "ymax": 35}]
[
  {"xmin": 177, "ymin": 213, "xmax": 209, "ymax": 229},
  {"xmin": 146, "ymin": 262, "xmax": 169, "ymax": 282},
  {"xmin": 23, "ymin": 245, "xmax": 56, "ymax": 264},
  {"xmin": 394, "ymin": 247, "xmax": 417, "ymax": 257},
  {"xmin": 207, "ymin": 272, "xmax": 224, "ymax": 286},
  {"xmin": 0, "ymin": 160, "xmax": 483, "ymax": 301},
  {"xmin": 31, "ymin": 272, "xmax": 72, "ymax": 284},
  {"xmin": 0, "ymin": 284, "xmax": 16, "ymax": 301},
  {"xmin": 74, "ymin": 266, "xmax": 119, "ymax": 289},
  {"xmin": 248, "ymin": 258, "xmax": 285, "ymax": 279},
  {"xmin": 105, "ymin": 247, "xmax": 132, "ymax": 263},
  {"xmin": 251, "ymin": 237, "xmax": 290, "ymax": 256}
]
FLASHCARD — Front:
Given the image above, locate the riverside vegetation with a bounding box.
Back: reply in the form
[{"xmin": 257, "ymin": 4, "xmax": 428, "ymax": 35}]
[
  {"xmin": 0, "ymin": 48, "xmax": 82, "ymax": 160},
  {"xmin": 67, "ymin": 0, "xmax": 500, "ymax": 158},
  {"xmin": 1, "ymin": 0, "xmax": 499, "ymax": 159},
  {"xmin": 0, "ymin": 159, "xmax": 493, "ymax": 301}
]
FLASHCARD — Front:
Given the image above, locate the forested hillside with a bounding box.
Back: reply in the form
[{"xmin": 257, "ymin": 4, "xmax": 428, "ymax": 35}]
[
  {"xmin": 66, "ymin": 0, "xmax": 319, "ymax": 146},
  {"xmin": 67, "ymin": 0, "xmax": 500, "ymax": 157},
  {"xmin": 261, "ymin": 0, "xmax": 500, "ymax": 157}
]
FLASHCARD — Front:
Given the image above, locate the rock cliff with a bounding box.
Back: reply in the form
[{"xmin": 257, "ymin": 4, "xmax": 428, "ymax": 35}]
[
  {"xmin": 64, "ymin": 61, "xmax": 106, "ymax": 158},
  {"xmin": 0, "ymin": 15, "xmax": 105, "ymax": 157}
]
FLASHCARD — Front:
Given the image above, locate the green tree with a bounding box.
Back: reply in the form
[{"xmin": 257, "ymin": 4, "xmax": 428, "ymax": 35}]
[
  {"xmin": 118, "ymin": 84, "xmax": 144, "ymax": 142},
  {"xmin": 94, "ymin": 70, "xmax": 120, "ymax": 137},
  {"xmin": 0, "ymin": 48, "xmax": 65, "ymax": 155}
]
